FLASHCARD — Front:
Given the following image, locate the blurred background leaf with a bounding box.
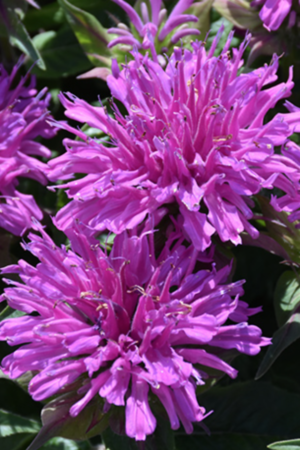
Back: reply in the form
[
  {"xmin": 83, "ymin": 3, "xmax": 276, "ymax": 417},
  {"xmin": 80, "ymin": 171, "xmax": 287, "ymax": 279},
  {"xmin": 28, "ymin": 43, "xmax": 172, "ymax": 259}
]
[
  {"xmin": 31, "ymin": 27, "xmax": 92, "ymax": 77},
  {"xmin": 58, "ymin": 0, "xmax": 111, "ymax": 68},
  {"xmin": 0, "ymin": 0, "xmax": 45, "ymax": 68}
]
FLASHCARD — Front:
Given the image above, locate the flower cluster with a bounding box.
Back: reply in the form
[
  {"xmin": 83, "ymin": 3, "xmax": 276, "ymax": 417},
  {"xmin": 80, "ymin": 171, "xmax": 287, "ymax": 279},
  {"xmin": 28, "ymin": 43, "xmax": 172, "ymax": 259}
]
[
  {"xmin": 0, "ymin": 225, "xmax": 269, "ymax": 440},
  {"xmin": 2, "ymin": 1, "xmax": 299, "ymax": 445},
  {"xmin": 0, "ymin": 61, "xmax": 55, "ymax": 235},
  {"xmin": 48, "ymin": 32, "xmax": 300, "ymax": 251}
]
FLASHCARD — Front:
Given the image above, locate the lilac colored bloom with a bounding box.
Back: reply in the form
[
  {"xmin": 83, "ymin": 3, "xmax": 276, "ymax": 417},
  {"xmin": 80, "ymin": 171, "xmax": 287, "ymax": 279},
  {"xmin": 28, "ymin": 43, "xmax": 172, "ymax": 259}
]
[
  {"xmin": 108, "ymin": 0, "xmax": 200, "ymax": 59},
  {"xmin": 213, "ymin": 0, "xmax": 292, "ymax": 63},
  {"xmin": 48, "ymin": 32, "xmax": 300, "ymax": 251},
  {"xmin": 0, "ymin": 224, "xmax": 269, "ymax": 440},
  {"xmin": 251, "ymin": 0, "xmax": 299, "ymax": 31},
  {"xmin": 0, "ymin": 61, "xmax": 55, "ymax": 235},
  {"xmin": 269, "ymin": 100, "xmax": 300, "ymax": 224}
]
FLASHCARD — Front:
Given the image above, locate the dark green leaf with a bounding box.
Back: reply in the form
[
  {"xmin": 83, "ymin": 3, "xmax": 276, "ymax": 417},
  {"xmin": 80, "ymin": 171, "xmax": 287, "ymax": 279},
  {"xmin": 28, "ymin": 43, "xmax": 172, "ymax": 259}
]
[
  {"xmin": 149, "ymin": 417, "xmax": 176, "ymax": 450},
  {"xmin": 40, "ymin": 437, "xmax": 92, "ymax": 450},
  {"xmin": 24, "ymin": 3, "xmax": 66, "ymax": 33},
  {"xmin": 256, "ymin": 312, "xmax": 300, "ymax": 379},
  {"xmin": 176, "ymin": 433, "xmax": 271, "ymax": 450},
  {"xmin": 0, "ymin": 231, "xmax": 14, "ymax": 271},
  {"xmin": 274, "ymin": 272, "xmax": 300, "ymax": 327},
  {"xmin": 188, "ymin": 0, "xmax": 213, "ymax": 38},
  {"xmin": 102, "ymin": 416, "xmax": 176, "ymax": 450},
  {"xmin": 255, "ymin": 271, "xmax": 300, "ymax": 378},
  {"xmin": 267, "ymin": 339, "xmax": 300, "ymax": 395},
  {"xmin": 268, "ymin": 439, "xmax": 300, "ymax": 450},
  {"xmin": 58, "ymin": 0, "xmax": 111, "ymax": 67},
  {"xmin": 31, "ymin": 27, "xmax": 92, "ymax": 78},
  {"xmin": 0, "ymin": 306, "xmax": 25, "ymax": 321},
  {"xmin": 0, "ymin": 409, "xmax": 40, "ymax": 437},
  {"xmin": 206, "ymin": 17, "xmax": 239, "ymax": 56},
  {"xmin": 0, "ymin": 379, "xmax": 42, "ymax": 419},
  {"xmin": 102, "ymin": 428, "xmax": 138, "ymax": 450},
  {"xmin": 27, "ymin": 392, "xmax": 109, "ymax": 450},
  {"xmin": 1, "ymin": 0, "xmax": 45, "ymax": 69},
  {"xmin": 213, "ymin": 0, "xmax": 261, "ymax": 30},
  {"xmin": 0, "ymin": 432, "xmax": 35, "ymax": 450},
  {"xmin": 176, "ymin": 381, "xmax": 300, "ymax": 450},
  {"xmin": 232, "ymin": 245, "xmax": 285, "ymax": 308},
  {"xmin": 55, "ymin": 0, "xmax": 127, "ymax": 27}
]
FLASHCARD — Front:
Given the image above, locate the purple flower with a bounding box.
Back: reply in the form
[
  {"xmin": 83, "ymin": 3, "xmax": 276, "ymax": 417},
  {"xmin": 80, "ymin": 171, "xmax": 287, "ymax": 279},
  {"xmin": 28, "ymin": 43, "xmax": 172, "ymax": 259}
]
[
  {"xmin": 0, "ymin": 61, "xmax": 56, "ymax": 235},
  {"xmin": 270, "ymin": 101, "xmax": 300, "ymax": 224},
  {"xmin": 0, "ymin": 224, "xmax": 269, "ymax": 440},
  {"xmin": 107, "ymin": 0, "xmax": 200, "ymax": 61},
  {"xmin": 251, "ymin": 0, "xmax": 298, "ymax": 31},
  {"xmin": 213, "ymin": 0, "xmax": 293, "ymax": 63},
  {"xmin": 48, "ymin": 32, "xmax": 300, "ymax": 251}
]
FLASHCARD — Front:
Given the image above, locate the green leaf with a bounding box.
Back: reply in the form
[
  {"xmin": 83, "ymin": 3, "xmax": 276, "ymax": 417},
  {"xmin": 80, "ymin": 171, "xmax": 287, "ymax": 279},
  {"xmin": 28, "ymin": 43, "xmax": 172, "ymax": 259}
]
[
  {"xmin": 24, "ymin": 3, "xmax": 66, "ymax": 33},
  {"xmin": 58, "ymin": 0, "xmax": 119, "ymax": 24},
  {"xmin": 241, "ymin": 231, "xmax": 292, "ymax": 262},
  {"xmin": 268, "ymin": 439, "xmax": 300, "ymax": 450},
  {"xmin": 56, "ymin": 189, "xmax": 70, "ymax": 211},
  {"xmin": 0, "ymin": 432, "xmax": 35, "ymax": 450},
  {"xmin": 40, "ymin": 437, "xmax": 91, "ymax": 450},
  {"xmin": 27, "ymin": 392, "xmax": 109, "ymax": 450},
  {"xmin": 187, "ymin": 0, "xmax": 214, "ymax": 38},
  {"xmin": 176, "ymin": 381, "xmax": 300, "ymax": 450},
  {"xmin": 102, "ymin": 428, "xmax": 138, "ymax": 450},
  {"xmin": 0, "ymin": 231, "xmax": 14, "ymax": 271},
  {"xmin": 255, "ymin": 270, "xmax": 300, "ymax": 379},
  {"xmin": 58, "ymin": 0, "xmax": 111, "ymax": 67},
  {"xmin": 0, "ymin": 410, "xmax": 40, "ymax": 437},
  {"xmin": 0, "ymin": 378, "xmax": 42, "ymax": 419},
  {"xmin": 232, "ymin": 245, "xmax": 285, "ymax": 304},
  {"xmin": 266, "ymin": 337, "xmax": 300, "ymax": 395},
  {"xmin": 274, "ymin": 272, "xmax": 300, "ymax": 327},
  {"xmin": 177, "ymin": 434, "xmax": 270, "ymax": 450},
  {"xmin": 206, "ymin": 16, "xmax": 239, "ymax": 56},
  {"xmin": 213, "ymin": 0, "xmax": 261, "ymax": 30},
  {"xmin": 256, "ymin": 311, "xmax": 300, "ymax": 379},
  {"xmin": 0, "ymin": 306, "xmax": 25, "ymax": 321},
  {"xmin": 31, "ymin": 27, "xmax": 92, "ymax": 78},
  {"xmin": 102, "ymin": 416, "xmax": 176, "ymax": 450},
  {"xmin": 0, "ymin": 434, "xmax": 92, "ymax": 450},
  {"xmin": 1, "ymin": 0, "xmax": 45, "ymax": 69}
]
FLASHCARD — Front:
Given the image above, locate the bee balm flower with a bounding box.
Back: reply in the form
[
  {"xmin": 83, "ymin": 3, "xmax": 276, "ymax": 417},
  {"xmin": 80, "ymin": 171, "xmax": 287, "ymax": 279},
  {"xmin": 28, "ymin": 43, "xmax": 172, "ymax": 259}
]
[
  {"xmin": 0, "ymin": 225, "xmax": 269, "ymax": 440},
  {"xmin": 108, "ymin": 0, "xmax": 200, "ymax": 59},
  {"xmin": 0, "ymin": 61, "xmax": 56, "ymax": 235},
  {"xmin": 48, "ymin": 33, "xmax": 300, "ymax": 251}
]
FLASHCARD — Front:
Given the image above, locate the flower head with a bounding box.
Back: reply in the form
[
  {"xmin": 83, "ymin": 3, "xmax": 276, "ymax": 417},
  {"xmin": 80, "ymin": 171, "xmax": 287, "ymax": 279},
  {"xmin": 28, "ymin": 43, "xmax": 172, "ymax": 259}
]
[
  {"xmin": 0, "ymin": 61, "xmax": 56, "ymax": 235},
  {"xmin": 49, "ymin": 32, "xmax": 300, "ymax": 251},
  {"xmin": 0, "ymin": 224, "xmax": 269, "ymax": 440},
  {"xmin": 108, "ymin": 0, "xmax": 200, "ymax": 61}
]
